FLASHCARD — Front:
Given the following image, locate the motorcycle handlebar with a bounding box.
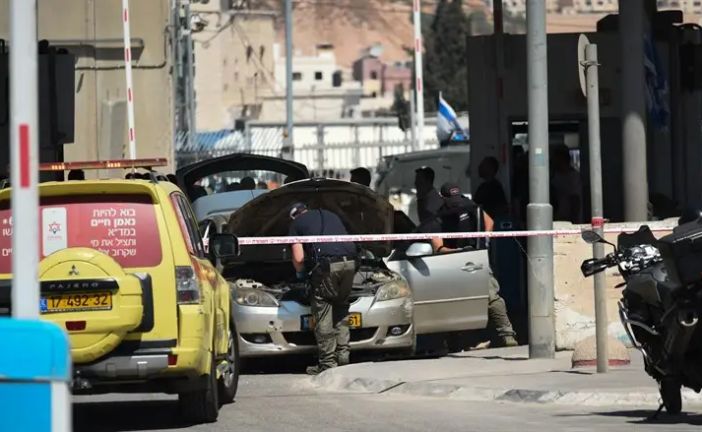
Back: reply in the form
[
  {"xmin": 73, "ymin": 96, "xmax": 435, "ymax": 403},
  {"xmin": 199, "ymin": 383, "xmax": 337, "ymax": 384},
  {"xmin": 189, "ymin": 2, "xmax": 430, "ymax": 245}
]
[{"xmin": 580, "ymin": 253, "xmax": 616, "ymax": 277}]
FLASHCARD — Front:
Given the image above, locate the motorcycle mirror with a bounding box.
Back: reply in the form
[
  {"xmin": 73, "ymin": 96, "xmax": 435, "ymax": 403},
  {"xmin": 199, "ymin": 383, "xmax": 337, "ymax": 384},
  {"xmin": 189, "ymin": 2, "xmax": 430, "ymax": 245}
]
[{"xmin": 581, "ymin": 229, "xmax": 604, "ymax": 245}]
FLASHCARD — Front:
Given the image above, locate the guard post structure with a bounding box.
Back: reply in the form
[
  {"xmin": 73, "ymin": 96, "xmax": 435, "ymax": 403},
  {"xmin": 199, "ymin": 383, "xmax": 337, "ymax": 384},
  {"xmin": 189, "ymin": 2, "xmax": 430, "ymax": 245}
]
[{"xmin": 0, "ymin": 318, "xmax": 72, "ymax": 431}]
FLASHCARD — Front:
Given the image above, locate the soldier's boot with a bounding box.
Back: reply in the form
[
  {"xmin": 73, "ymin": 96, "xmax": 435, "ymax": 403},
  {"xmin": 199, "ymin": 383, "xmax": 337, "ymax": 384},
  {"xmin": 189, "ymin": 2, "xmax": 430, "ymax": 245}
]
[
  {"xmin": 337, "ymin": 354, "xmax": 350, "ymax": 367},
  {"xmin": 501, "ymin": 336, "xmax": 518, "ymax": 347},
  {"xmin": 306, "ymin": 365, "xmax": 328, "ymax": 375}
]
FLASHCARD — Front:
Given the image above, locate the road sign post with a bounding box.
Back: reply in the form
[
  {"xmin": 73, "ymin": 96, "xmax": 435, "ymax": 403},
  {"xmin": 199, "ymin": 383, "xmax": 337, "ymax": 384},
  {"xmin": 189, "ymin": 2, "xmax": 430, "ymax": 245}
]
[{"xmin": 579, "ymin": 35, "xmax": 608, "ymax": 373}]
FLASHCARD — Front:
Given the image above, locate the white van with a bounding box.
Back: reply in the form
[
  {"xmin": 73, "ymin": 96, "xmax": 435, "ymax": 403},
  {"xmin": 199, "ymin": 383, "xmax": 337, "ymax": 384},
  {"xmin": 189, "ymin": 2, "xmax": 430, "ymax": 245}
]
[{"xmin": 374, "ymin": 145, "xmax": 471, "ymax": 225}]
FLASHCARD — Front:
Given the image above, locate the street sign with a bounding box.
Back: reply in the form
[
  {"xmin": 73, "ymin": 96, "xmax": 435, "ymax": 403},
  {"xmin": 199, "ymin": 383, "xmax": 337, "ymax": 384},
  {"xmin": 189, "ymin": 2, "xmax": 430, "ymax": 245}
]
[{"xmin": 578, "ymin": 34, "xmax": 590, "ymax": 97}]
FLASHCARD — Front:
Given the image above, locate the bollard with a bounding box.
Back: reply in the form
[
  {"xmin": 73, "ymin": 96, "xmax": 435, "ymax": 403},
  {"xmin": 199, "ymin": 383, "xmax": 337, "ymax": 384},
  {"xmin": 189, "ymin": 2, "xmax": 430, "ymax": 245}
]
[{"xmin": 0, "ymin": 318, "xmax": 71, "ymax": 432}]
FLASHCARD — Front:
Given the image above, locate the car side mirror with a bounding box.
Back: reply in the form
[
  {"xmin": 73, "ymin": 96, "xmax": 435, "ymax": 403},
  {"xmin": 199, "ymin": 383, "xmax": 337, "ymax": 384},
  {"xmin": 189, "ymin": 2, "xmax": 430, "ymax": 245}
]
[
  {"xmin": 406, "ymin": 242, "xmax": 433, "ymax": 258},
  {"xmin": 210, "ymin": 233, "xmax": 240, "ymax": 259}
]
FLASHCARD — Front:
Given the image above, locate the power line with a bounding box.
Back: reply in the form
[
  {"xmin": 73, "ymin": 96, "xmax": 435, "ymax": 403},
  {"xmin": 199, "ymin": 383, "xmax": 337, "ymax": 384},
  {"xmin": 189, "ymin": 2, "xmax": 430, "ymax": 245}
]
[{"xmin": 230, "ymin": 19, "xmax": 352, "ymax": 113}]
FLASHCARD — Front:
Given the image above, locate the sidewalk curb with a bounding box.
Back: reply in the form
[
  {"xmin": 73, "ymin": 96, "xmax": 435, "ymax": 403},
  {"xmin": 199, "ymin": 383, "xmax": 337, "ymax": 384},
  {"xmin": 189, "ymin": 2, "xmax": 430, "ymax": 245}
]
[{"xmin": 311, "ymin": 369, "xmax": 702, "ymax": 407}]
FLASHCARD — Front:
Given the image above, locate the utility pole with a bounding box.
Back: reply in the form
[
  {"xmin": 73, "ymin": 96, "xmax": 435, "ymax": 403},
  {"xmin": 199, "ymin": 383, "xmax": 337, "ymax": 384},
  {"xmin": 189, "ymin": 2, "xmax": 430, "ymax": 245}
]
[
  {"xmin": 283, "ymin": 0, "xmax": 294, "ymax": 160},
  {"xmin": 619, "ymin": 1, "xmax": 648, "ymax": 221},
  {"xmin": 183, "ymin": 1, "xmax": 197, "ymax": 151},
  {"xmin": 580, "ymin": 38, "xmax": 608, "ymax": 373},
  {"xmin": 526, "ymin": 0, "xmax": 555, "ymax": 359}
]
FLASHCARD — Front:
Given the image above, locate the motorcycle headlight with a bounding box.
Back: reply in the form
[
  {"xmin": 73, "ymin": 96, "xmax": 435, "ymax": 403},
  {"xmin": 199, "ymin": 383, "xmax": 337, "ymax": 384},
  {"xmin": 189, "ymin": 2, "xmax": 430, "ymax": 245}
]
[
  {"xmin": 233, "ymin": 288, "xmax": 280, "ymax": 307},
  {"xmin": 376, "ymin": 281, "xmax": 411, "ymax": 302}
]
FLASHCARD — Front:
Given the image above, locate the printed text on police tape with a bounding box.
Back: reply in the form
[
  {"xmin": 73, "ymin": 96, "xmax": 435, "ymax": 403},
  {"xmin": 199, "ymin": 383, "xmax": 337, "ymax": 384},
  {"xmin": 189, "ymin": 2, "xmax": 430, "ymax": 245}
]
[{"xmin": 237, "ymin": 227, "xmax": 672, "ymax": 245}]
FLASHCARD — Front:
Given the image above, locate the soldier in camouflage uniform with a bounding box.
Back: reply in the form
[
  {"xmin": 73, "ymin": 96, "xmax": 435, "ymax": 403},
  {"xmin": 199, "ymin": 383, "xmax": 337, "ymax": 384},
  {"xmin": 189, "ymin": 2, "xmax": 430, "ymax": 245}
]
[{"xmin": 288, "ymin": 203, "xmax": 357, "ymax": 375}]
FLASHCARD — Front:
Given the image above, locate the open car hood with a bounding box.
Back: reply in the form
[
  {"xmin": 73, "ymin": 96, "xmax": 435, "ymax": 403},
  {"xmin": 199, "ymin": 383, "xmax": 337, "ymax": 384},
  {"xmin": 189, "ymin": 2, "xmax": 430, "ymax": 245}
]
[
  {"xmin": 227, "ymin": 178, "xmax": 395, "ymax": 257},
  {"xmin": 175, "ymin": 153, "xmax": 310, "ymax": 201}
]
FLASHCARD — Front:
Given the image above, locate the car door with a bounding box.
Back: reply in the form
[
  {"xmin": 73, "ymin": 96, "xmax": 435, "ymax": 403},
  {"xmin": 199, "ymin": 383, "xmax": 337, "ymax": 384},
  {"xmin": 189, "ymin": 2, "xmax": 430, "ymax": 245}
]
[
  {"xmin": 172, "ymin": 193, "xmax": 227, "ymax": 356},
  {"xmin": 386, "ymin": 214, "xmax": 489, "ymax": 335}
]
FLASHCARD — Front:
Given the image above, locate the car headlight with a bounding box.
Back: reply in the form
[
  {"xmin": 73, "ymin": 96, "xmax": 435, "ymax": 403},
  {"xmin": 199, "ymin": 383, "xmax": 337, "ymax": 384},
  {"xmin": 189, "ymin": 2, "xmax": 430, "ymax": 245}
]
[
  {"xmin": 376, "ymin": 281, "xmax": 411, "ymax": 302},
  {"xmin": 233, "ymin": 288, "xmax": 280, "ymax": 307}
]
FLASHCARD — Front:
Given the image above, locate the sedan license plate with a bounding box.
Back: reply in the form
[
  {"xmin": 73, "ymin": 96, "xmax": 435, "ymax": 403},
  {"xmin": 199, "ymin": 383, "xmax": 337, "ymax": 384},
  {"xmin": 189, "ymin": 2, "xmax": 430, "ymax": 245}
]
[
  {"xmin": 300, "ymin": 313, "xmax": 362, "ymax": 331},
  {"xmin": 40, "ymin": 292, "xmax": 113, "ymax": 314}
]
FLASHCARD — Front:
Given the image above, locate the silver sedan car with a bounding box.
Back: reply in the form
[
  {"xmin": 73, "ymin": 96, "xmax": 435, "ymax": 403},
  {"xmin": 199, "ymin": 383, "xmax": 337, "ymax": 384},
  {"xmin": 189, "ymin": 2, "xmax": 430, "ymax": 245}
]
[
  {"xmin": 179, "ymin": 153, "xmax": 491, "ymax": 360},
  {"xmin": 224, "ymin": 177, "xmax": 415, "ymax": 358}
]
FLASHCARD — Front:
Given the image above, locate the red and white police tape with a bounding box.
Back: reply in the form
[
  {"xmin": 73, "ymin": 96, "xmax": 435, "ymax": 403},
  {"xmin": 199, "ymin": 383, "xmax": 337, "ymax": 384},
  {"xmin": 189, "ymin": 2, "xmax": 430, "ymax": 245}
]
[{"xmin": 237, "ymin": 226, "xmax": 673, "ymax": 246}]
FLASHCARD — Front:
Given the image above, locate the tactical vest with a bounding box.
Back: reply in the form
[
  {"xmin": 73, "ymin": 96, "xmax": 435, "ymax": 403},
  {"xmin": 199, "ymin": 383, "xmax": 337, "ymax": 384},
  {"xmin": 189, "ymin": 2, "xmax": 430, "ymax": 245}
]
[{"xmin": 441, "ymin": 200, "xmax": 478, "ymax": 249}]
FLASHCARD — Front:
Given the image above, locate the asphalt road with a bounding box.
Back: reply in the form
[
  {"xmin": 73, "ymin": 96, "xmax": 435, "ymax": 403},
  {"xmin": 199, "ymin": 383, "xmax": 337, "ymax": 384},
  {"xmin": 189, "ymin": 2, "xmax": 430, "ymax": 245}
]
[{"xmin": 72, "ymin": 371, "xmax": 702, "ymax": 432}]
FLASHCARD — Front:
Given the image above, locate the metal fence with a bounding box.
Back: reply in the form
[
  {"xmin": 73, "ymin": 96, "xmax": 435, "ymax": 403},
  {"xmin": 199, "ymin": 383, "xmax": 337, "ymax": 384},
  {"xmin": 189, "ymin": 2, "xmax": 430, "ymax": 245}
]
[{"xmin": 175, "ymin": 118, "xmax": 452, "ymax": 175}]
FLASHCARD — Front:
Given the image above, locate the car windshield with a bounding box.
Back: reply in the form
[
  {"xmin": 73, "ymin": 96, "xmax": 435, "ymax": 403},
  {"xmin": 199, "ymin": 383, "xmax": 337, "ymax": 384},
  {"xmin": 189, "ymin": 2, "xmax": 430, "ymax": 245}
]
[
  {"xmin": 193, "ymin": 189, "xmax": 269, "ymax": 221},
  {"xmin": 198, "ymin": 169, "xmax": 278, "ymax": 195}
]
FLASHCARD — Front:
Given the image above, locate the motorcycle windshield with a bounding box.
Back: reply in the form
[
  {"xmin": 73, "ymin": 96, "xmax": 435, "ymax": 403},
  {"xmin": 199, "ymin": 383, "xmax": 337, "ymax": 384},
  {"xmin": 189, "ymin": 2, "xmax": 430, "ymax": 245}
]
[{"xmin": 617, "ymin": 225, "xmax": 657, "ymax": 248}]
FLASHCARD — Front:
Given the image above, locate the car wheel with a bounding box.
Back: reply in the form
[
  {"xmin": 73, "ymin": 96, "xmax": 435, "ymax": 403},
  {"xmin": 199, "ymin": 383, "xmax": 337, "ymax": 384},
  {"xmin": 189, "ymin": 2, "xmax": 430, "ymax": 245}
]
[
  {"xmin": 218, "ymin": 319, "xmax": 240, "ymax": 404},
  {"xmin": 179, "ymin": 353, "xmax": 220, "ymax": 424},
  {"xmin": 660, "ymin": 378, "xmax": 683, "ymax": 415}
]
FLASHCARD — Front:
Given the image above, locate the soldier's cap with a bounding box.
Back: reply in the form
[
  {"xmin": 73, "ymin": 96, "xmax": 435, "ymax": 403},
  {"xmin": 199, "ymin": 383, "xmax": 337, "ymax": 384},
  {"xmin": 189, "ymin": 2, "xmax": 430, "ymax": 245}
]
[
  {"xmin": 440, "ymin": 181, "xmax": 463, "ymax": 205},
  {"xmin": 289, "ymin": 202, "xmax": 307, "ymax": 220}
]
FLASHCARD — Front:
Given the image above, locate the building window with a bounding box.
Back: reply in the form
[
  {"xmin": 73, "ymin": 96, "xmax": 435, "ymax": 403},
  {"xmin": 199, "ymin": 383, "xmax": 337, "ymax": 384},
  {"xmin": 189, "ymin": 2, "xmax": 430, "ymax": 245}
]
[
  {"xmin": 315, "ymin": 71, "xmax": 323, "ymax": 81},
  {"xmin": 292, "ymin": 72, "xmax": 302, "ymax": 81},
  {"xmin": 370, "ymin": 71, "xmax": 378, "ymax": 79}
]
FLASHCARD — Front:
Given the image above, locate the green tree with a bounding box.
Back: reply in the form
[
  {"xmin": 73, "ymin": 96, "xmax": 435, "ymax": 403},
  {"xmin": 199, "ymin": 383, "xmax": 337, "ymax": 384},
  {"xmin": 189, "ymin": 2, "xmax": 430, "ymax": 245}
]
[{"xmin": 423, "ymin": 0, "xmax": 470, "ymax": 112}]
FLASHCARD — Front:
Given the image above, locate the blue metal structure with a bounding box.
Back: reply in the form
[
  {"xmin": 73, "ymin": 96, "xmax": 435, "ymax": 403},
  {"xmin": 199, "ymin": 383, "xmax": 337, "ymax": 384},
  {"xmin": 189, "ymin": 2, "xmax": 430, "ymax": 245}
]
[{"xmin": 0, "ymin": 318, "xmax": 71, "ymax": 432}]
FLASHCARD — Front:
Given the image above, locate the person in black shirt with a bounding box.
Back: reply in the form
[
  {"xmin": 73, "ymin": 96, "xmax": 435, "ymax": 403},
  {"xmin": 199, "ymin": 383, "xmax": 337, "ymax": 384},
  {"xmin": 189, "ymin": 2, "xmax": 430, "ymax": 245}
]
[
  {"xmin": 349, "ymin": 167, "xmax": 372, "ymax": 188},
  {"xmin": 417, "ymin": 182, "xmax": 518, "ymax": 348},
  {"xmin": 288, "ymin": 202, "xmax": 357, "ymax": 374},
  {"xmin": 473, "ymin": 156, "xmax": 508, "ymax": 220},
  {"xmin": 414, "ymin": 166, "xmax": 444, "ymax": 224}
]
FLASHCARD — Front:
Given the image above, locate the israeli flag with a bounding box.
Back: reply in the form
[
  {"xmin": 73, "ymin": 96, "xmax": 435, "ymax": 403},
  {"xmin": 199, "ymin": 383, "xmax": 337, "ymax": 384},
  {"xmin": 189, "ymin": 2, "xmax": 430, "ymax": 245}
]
[
  {"xmin": 436, "ymin": 92, "xmax": 468, "ymax": 142},
  {"xmin": 644, "ymin": 31, "xmax": 670, "ymax": 131}
]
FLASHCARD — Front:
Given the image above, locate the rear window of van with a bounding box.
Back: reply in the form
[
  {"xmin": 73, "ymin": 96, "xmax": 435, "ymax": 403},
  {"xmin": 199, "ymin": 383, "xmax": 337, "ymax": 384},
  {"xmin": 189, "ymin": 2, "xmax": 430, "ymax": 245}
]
[{"xmin": 0, "ymin": 194, "xmax": 162, "ymax": 273}]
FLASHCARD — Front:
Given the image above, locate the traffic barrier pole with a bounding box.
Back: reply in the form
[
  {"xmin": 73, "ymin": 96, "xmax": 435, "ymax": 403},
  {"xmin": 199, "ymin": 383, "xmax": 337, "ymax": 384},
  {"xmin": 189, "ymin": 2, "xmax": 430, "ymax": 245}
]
[
  {"xmin": 10, "ymin": 0, "xmax": 39, "ymax": 320},
  {"xmin": 122, "ymin": 0, "xmax": 137, "ymax": 160}
]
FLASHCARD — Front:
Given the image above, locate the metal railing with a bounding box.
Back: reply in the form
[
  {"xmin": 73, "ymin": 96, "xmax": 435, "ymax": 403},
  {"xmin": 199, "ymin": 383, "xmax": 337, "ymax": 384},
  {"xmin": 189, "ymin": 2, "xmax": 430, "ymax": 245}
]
[{"xmin": 174, "ymin": 117, "xmax": 457, "ymax": 172}]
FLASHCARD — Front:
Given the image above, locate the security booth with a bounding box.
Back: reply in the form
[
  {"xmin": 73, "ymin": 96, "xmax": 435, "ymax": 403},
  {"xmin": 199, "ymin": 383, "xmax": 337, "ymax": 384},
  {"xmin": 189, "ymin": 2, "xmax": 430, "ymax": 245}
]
[{"xmin": 466, "ymin": 9, "xmax": 702, "ymax": 319}]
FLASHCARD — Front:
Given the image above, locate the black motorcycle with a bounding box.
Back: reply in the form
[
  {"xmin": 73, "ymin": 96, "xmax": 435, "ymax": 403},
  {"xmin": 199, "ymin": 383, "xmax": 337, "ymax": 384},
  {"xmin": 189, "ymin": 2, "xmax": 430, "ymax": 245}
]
[{"xmin": 580, "ymin": 226, "xmax": 702, "ymax": 416}]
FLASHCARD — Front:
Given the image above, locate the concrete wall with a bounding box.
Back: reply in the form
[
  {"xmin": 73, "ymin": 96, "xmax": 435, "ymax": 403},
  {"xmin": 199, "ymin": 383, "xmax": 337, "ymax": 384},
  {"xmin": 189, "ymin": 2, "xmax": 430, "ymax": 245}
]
[
  {"xmin": 0, "ymin": 0, "xmax": 174, "ymax": 174},
  {"xmin": 553, "ymin": 220, "xmax": 677, "ymax": 350},
  {"xmin": 192, "ymin": 7, "xmax": 276, "ymax": 130}
]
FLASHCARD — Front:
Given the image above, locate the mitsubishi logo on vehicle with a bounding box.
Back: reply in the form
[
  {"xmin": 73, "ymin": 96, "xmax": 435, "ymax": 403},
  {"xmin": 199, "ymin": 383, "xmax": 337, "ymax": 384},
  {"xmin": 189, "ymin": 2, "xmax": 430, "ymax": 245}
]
[{"xmin": 68, "ymin": 265, "xmax": 80, "ymax": 276}]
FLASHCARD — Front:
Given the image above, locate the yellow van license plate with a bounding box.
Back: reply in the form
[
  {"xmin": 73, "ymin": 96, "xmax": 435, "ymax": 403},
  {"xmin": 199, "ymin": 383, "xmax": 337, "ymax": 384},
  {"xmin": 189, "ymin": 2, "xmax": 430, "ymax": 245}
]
[{"xmin": 41, "ymin": 292, "xmax": 113, "ymax": 313}]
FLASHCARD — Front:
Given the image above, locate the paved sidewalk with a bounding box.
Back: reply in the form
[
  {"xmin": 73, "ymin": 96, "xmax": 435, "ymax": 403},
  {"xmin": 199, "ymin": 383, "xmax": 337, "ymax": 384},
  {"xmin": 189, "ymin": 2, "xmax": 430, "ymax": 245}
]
[{"xmin": 311, "ymin": 346, "xmax": 702, "ymax": 407}]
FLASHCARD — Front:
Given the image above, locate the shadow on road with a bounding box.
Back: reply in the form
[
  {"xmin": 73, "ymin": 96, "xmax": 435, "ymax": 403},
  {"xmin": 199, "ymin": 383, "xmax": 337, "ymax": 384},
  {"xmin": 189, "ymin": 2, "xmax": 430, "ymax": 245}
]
[
  {"xmin": 73, "ymin": 400, "xmax": 197, "ymax": 432},
  {"xmin": 242, "ymin": 354, "xmax": 314, "ymax": 375},
  {"xmin": 557, "ymin": 409, "xmax": 702, "ymax": 426}
]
